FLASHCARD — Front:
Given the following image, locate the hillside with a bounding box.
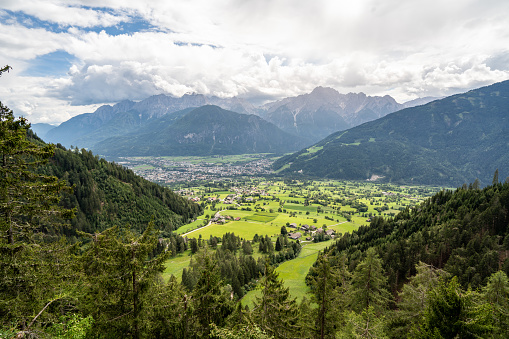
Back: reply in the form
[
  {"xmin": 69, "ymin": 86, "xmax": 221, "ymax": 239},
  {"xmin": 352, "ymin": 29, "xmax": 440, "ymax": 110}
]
[
  {"xmin": 314, "ymin": 181, "xmax": 509, "ymax": 291},
  {"xmin": 93, "ymin": 105, "xmax": 309, "ymax": 156},
  {"xmin": 274, "ymin": 80, "xmax": 509, "ymax": 186},
  {"xmin": 39, "ymin": 139, "xmax": 203, "ymax": 237}
]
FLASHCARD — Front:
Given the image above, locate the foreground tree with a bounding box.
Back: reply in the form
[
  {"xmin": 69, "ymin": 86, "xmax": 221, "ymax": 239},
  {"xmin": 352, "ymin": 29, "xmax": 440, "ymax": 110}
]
[
  {"xmin": 252, "ymin": 261, "xmax": 301, "ymax": 338},
  {"xmin": 0, "ymin": 65, "xmax": 76, "ymax": 334},
  {"xmin": 80, "ymin": 223, "xmax": 170, "ymax": 338},
  {"xmin": 483, "ymin": 271, "xmax": 509, "ymax": 336},
  {"xmin": 350, "ymin": 248, "xmax": 392, "ymax": 313},
  {"xmin": 190, "ymin": 252, "xmax": 234, "ymax": 337},
  {"xmin": 308, "ymin": 252, "xmax": 351, "ymax": 339},
  {"xmin": 412, "ymin": 276, "xmax": 493, "ymax": 338}
]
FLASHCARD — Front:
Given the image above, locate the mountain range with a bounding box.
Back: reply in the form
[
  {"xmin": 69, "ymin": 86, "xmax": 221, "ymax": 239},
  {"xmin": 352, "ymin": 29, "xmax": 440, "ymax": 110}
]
[
  {"xmin": 273, "ymin": 80, "xmax": 509, "ymax": 186},
  {"xmin": 259, "ymin": 86, "xmax": 405, "ymax": 142},
  {"xmin": 42, "ymin": 88, "xmax": 433, "ymax": 152},
  {"xmin": 93, "ymin": 105, "xmax": 309, "ymax": 156}
]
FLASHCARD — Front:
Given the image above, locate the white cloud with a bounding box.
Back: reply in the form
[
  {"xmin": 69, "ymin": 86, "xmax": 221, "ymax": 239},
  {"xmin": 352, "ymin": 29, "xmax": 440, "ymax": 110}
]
[
  {"xmin": 1, "ymin": 0, "xmax": 128, "ymax": 28},
  {"xmin": 1, "ymin": 0, "xmax": 509, "ymax": 122}
]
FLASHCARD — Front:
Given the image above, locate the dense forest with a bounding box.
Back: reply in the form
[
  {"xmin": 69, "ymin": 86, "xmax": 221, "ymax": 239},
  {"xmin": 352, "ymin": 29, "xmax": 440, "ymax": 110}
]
[{"xmin": 37, "ymin": 136, "xmax": 202, "ymax": 238}]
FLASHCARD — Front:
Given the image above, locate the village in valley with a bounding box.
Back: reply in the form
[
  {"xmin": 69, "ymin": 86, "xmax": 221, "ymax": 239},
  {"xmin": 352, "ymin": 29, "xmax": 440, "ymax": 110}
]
[
  {"xmin": 114, "ymin": 154, "xmax": 274, "ymax": 183},
  {"xmin": 170, "ymin": 176, "xmax": 440, "ymax": 244}
]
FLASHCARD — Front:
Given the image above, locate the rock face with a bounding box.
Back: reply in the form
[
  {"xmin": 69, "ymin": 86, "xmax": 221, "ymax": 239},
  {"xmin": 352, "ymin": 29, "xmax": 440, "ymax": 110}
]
[
  {"xmin": 44, "ymin": 86, "xmax": 427, "ymax": 152},
  {"xmin": 259, "ymin": 87, "xmax": 404, "ymax": 142}
]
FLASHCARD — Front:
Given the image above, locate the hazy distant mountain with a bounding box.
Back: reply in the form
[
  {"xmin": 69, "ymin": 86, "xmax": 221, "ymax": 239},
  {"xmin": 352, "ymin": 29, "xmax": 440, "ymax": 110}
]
[
  {"xmin": 258, "ymin": 87, "xmax": 404, "ymax": 143},
  {"xmin": 273, "ymin": 80, "xmax": 509, "ymax": 186},
  {"xmin": 402, "ymin": 96, "xmax": 443, "ymax": 108},
  {"xmin": 94, "ymin": 105, "xmax": 308, "ymax": 156},
  {"xmin": 30, "ymin": 123, "xmax": 56, "ymax": 139},
  {"xmin": 44, "ymin": 94, "xmax": 256, "ymax": 148},
  {"xmin": 43, "ymin": 86, "xmax": 441, "ymax": 153}
]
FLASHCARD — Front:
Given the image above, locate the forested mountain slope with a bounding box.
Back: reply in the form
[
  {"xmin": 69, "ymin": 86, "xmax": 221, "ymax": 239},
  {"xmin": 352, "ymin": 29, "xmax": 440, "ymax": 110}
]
[
  {"xmin": 275, "ymin": 80, "xmax": 509, "ymax": 186},
  {"xmin": 315, "ymin": 179, "xmax": 509, "ymax": 293},
  {"xmin": 94, "ymin": 105, "xmax": 309, "ymax": 156},
  {"xmin": 38, "ymin": 139, "xmax": 202, "ymax": 237}
]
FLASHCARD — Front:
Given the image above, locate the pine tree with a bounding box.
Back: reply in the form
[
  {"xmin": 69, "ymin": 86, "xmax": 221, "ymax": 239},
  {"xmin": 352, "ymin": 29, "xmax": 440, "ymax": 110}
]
[
  {"xmin": 0, "ymin": 66, "xmax": 76, "ymax": 333},
  {"xmin": 275, "ymin": 237, "xmax": 282, "ymax": 251},
  {"xmin": 349, "ymin": 248, "xmax": 392, "ymax": 313},
  {"xmin": 483, "ymin": 271, "xmax": 509, "ymax": 336},
  {"xmin": 391, "ymin": 262, "xmax": 448, "ymax": 336},
  {"xmin": 252, "ymin": 261, "xmax": 301, "ymax": 338},
  {"xmin": 493, "ymin": 169, "xmax": 499, "ymax": 185},
  {"xmin": 309, "ymin": 253, "xmax": 335, "ymax": 339},
  {"xmin": 191, "ymin": 252, "xmax": 234, "ymax": 337},
  {"xmin": 80, "ymin": 223, "xmax": 170, "ymax": 338},
  {"xmin": 413, "ymin": 276, "xmax": 493, "ymax": 338}
]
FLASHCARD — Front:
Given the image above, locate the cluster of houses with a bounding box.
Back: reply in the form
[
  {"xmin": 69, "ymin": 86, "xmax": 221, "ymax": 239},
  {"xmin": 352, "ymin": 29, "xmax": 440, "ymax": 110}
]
[
  {"xmin": 124, "ymin": 156, "xmax": 274, "ymax": 183},
  {"xmin": 287, "ymin": 223, "xmax": 335, "ymax": 240}
]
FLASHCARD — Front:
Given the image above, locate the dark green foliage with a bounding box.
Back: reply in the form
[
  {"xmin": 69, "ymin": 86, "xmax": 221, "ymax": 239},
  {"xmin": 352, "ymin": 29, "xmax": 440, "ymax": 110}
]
[
  {"xmin": 0, "ymin": 80, "xmax": 78, "ymax": 333},
  {"xmin": 190, "ymin": 252, "xmax": 235, "ymax": 337},
  {"xmin": 275, "ymin": 80, "xmax": 509, "ymax": 186},
  {"xmin": 242, "ymin": 240, "xmax": 253, "ymax": 255},
  {"xmin": 80, "ymin": 223, "xmax": 170, "ymax": 338},
  {"xmin": 41, "ymin": 144, "xmax": 202, "ymax": 236},
  {"xmin": 183, "ymin": 234, "xmax": 264, "ymax": 298},
  {"xmin": 412, "ymin": 276, "xmax": 492, "ymax": 338},
  {"xmin": 94, "ymin": 105, "xmax": 309, "ymax": 156},
  {"xmin": 323, "ymin": 182, "xmax": 509, "ymax": 291},
  {"xmin": 482, "ymin": 271, "xmax": 509, "ymax": 336},
  {"xmin": 252, "ymin": 262, "xmax": 302, "ymax": 338},
  {"xmin": 349, "ymin": 248, "xmax": 392, "ymax": 313},
  {"xmin": 258, "ymin": 235, "xmax": 274, "ymax": 254}
]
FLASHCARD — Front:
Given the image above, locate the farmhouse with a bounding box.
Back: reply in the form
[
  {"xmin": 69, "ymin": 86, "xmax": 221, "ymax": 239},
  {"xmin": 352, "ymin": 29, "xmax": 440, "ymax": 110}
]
[{"xmin": 288, "ymin": 232, "xmax": 302, "ymax": 240}]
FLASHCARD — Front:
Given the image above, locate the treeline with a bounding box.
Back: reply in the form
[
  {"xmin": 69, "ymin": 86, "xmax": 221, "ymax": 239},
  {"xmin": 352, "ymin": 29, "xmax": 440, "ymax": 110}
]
[
  {"xmin": 37, "ymin": 140, "xmax": 202, "ymax": 237},
  {"xmin": 182, "ymin": 232, "xmax": 302, "ymax": 298},
  {"xmin": 321, "ymin": 179, "xmax": 509, "ymax": 292},
  {"xmin": 303, "ymin": 178, "xmax": 509, "ymax": 338}
]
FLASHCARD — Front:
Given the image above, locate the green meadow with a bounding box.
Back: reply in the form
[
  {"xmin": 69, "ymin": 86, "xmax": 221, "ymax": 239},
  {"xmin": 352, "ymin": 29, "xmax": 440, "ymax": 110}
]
[{"xmin": 163, "ymin": 178, "xmax": 441, "ymax": 303}]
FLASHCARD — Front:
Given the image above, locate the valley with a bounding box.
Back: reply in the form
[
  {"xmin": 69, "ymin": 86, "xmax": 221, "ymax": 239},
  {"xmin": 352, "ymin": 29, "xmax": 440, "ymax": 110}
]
[{"xmin": 158, "ymin": 177, "xmax": 441, "ymax": 304}]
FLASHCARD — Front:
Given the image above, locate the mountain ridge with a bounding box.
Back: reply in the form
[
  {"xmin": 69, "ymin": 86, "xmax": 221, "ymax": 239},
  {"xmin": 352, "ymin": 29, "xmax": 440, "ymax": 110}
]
[
  {"xmin": 93, "ymin": 105, "xmax": 309, "ymax": 156},
  {"xmin": 273, "ymin": 80, "xmax": 509, "ymax": 186},
  {"xmin": 43, "ymin": 87, "xmax": 437, "ymax": 151}
]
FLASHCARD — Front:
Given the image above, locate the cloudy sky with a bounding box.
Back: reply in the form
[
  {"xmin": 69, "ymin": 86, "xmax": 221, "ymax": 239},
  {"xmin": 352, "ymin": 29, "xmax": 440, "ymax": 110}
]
[{"xmin": 1, "ymin": 0, "xmax": 509, "ymax": 124}]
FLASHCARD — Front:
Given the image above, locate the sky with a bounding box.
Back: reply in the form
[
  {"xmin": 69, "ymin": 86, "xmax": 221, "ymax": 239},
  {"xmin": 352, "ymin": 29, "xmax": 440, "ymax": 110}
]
[{"xmin": 1, "ymin": 0, "xmax": 509, "ymax": 124}]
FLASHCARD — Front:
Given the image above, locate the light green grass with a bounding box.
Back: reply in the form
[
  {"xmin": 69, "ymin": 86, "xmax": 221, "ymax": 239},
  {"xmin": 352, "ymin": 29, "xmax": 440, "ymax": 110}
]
[
  {"xmin": 186, "ymin": 221, "xmax": 281, "ymax": 240},
  {"xmin": 245, "ymin": 212, "xmax": 278, "ymax": 223},
  {"xmin": 241, "ymin": 240, "xmax": 334, "ymax": 308},
  {"xmin": 161, "ymin": 251, "xmax": 193, "ymax": 282},
  {"xmin": 175, "ymin": 219, "xmax": 207, "ymax": 235},
  {"xmin": 284, "ymin": 203, "xmax": 317, "ymax": 213}
]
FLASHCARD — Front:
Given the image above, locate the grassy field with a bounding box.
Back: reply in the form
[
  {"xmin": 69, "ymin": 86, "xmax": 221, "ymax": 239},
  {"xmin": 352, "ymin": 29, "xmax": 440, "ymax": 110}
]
[
  {"xmin": 163, "ymin": 178, "xmax": 441, "ymax": 303},
  {"xmin": 241, "ymin": 240, "xmax": 334, "ymax": 308},
  {"xmin": 161, "ymin": 250, "xmax": 194, "ymax": 281},
  {"xmin": 181, "ymin": 220, "xmax": 282, "ymax": 240}
]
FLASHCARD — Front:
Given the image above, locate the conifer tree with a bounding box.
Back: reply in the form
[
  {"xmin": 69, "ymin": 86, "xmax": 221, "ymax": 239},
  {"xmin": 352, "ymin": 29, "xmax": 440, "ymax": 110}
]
[
  {"xmin": 80, "ymin": 223, "xmax": 170, "ymax": 338},
  {"xmin": 252, "ymin": 261, "xmax": 301, "ymax": 338},
  {"xmin": 413, "ymin": 276, "xmax": 493, "ymax": 338},
  {"xmin": 191, "ymin": 252, "xmax": 234, "ymax": 337},
  {"xmin": 483, "ymin": 271, "xmax": 509, "ymax": 336},
  {"xmin": 0, "ymin": 65, "xmax": 76, "ymax": 334},
  {"xmin": 349, "ymin": 248, "xmax": 392, "ymax": 313}
]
